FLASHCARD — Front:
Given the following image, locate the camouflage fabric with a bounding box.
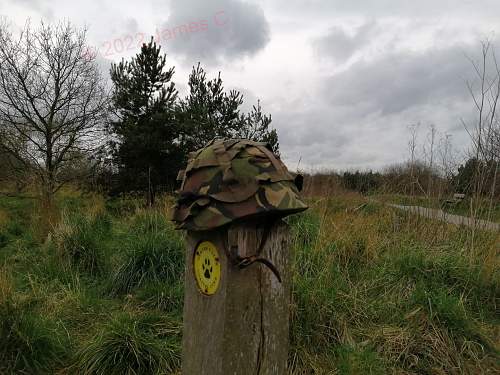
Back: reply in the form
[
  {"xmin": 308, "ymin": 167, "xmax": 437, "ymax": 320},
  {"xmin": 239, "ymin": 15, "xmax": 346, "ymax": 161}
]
[{"xmin": 172, "ymin": 139, "xmax": 308, "ymax": 231}]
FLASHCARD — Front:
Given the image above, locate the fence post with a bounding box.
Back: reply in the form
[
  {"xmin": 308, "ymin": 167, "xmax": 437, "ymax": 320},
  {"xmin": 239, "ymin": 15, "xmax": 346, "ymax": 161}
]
[{"xmin": 182, "ymin": 219, "xmax": 291, "ymax": 375}]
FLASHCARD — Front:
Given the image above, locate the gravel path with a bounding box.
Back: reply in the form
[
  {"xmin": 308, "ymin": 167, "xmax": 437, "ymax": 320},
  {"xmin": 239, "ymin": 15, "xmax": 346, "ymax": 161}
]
[{"xmin": 388, "ymin": 204, "xmax": 500, "ymax": 232}]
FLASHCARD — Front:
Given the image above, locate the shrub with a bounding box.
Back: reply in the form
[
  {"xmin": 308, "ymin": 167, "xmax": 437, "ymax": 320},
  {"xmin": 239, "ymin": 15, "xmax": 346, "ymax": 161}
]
[{"xmin": 73, "ymin": 312, "xmax": 180, "ymax": 374}]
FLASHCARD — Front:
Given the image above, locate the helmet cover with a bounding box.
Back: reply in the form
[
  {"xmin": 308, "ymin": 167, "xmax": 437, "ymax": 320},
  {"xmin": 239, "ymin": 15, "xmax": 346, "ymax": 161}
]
[{"xmin": 172, "ymin": 139, "xmax": 307, "ymax": 231}]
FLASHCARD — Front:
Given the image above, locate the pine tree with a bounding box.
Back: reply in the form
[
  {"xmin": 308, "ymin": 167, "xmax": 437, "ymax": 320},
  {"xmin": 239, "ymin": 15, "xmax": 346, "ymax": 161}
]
[
  {"xmin": 240, "ymin": 100, "xmax": 279, "ymax": 154},
  {"xmin": 178, "ymin": 63, "xmax": 279, "ymax": 153},
  {"xmin": 110, "ymin": 38, "xmax": 182, "ymax": 205}
]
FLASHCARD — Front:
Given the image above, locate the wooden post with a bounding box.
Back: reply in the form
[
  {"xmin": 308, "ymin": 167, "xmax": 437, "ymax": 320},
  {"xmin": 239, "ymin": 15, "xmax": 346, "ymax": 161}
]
[{"xmin": 182, "ymin": 219, "xmax": 291, "ymax": 375}]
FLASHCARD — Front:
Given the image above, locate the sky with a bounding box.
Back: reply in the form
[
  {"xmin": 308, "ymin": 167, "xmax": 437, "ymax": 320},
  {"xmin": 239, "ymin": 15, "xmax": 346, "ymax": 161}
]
[{"xmin": 1, "ymin": 0, "xmax": 499, "ymax": 171}]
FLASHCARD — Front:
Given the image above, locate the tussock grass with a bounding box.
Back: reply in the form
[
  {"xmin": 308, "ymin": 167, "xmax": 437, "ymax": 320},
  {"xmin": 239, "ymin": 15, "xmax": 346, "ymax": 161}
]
[
  {"xmin": 288, "ymin": 195, "xmax": 500, "ymax": 374},
  {"xmin": 128, "ymin": 207, "xmax": 171, "ymax": 234},
  {"xmin": 112, "ymin": 232, "xmax": 184, "ymax": 294},
  {"xmin": 135, "ymin": 280, "xmax": 184, "ymax": 313},
  {"xmin": 0, "ymin": 269, "xmax": 69, "ymax": 373},
  {"xmin": 1, "ymin": 191, "xmax": 498, "ymax": 374},
  {"xmin": 72, "ymin": 312, "xmax": 180, "ymax": 375},
  {"xmin": 110, "ymin": 222, "xmax": 184, "ymax": 296},
  {"xmin": 52, "ymin": 211, "xmax": 110, "ymax": 276},
  {"xmin": 0, "ymin": 208, "xmax": 28, "ymax": 249},
  {"xmin": 0, "ymin": 208, "xmax": 8, "ymax": 228}
]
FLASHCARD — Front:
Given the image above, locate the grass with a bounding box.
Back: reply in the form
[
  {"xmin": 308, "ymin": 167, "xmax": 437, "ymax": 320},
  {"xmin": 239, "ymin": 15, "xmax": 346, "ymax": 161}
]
[
  {"xmin": 0, "ymin": 190, "xmax": 498, "ymax": 374},
  {"xmin": 51, "ymin": 211, "xmax": 110, "ymax": 276},
  {"xmin": 288, "ymin": 195, "xmax": 499, "ymax": 374},
  {"xmin": 0, "ymin": 191, "xmax": 184, "ymax": 374},
  {"xmin": 0, "ymin": 270, "xmax": 69, "ymax": 373},
  {"xmin": 109, "ymin": 209, "xmax": 184, "ymax": 297},
  {"xmin": 110, "ymin": 230, "xmax": 184, "ymax": 296},
  {"xmin": 72, "ymin": 312, "xmax": 180, "ymax": 375}
]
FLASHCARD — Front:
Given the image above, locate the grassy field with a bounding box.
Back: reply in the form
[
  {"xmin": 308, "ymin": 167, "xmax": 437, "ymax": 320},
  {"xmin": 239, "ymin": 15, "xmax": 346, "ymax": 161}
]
[{"xmin": 0, "ymin": 191, "xmax": 498, "ymax": 374}]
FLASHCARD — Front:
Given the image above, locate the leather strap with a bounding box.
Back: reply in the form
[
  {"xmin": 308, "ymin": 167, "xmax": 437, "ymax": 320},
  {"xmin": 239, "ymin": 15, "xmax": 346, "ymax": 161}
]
[
  {"xmin": 237, "ymin": 255, "xmax": 282, "ymax": 283},
  {"xmin": 228, "ymin": 219, "xmax": 282, "ymax": 283}
]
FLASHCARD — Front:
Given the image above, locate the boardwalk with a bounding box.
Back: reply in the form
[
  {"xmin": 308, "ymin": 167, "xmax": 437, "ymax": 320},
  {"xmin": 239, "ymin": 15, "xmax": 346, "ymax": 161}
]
[{"xmin": 388, "ymin": 204, "xmax": 500, "ymax": 232}]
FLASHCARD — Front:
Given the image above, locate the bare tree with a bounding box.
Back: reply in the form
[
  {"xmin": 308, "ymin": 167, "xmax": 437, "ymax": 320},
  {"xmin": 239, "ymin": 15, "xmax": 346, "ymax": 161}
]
[
  {"xmin": 407, "ymin": 122, "xmax": 420, "ymax": 196},
  {"xmin": 437, "ymin": 132, "xmax": 456, "ymax": 197},
  {"xmin": 463, "ymin": 40, "xmax": 500, "ymax": 225},
  {"xmin": 0, "ymin": 20, "xmax": 108, "ymax": 205},
  {"xmin": 422, "ymin": 124, "xmax": 437, "ymax": 198}
]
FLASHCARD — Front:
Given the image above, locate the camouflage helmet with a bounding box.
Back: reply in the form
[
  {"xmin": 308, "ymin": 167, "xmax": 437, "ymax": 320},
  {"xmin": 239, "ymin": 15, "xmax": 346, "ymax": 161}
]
[{"xmin": 172, "ymin": 139, "xmax": 308, "ymax": 231}]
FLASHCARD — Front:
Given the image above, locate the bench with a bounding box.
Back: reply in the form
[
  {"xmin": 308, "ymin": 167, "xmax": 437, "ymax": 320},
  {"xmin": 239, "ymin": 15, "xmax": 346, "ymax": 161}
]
[{"xmin": 442, "ymin": 193, "xmax": 465, "ymax": 208}]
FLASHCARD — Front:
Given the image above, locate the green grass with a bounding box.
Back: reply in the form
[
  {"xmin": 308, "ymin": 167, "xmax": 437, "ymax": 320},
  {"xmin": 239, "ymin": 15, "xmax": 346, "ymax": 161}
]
[
  {"xmin": 72, "ymin": 312, "xmax": 180, "ymax": 375},
  {"xmin": 335, "ymin": 344, "xmax": 386, "ymax": 375},
  {"xmin": 0, "ymin": 192, "xmax": 185, "ymax": 374},
  {"xmin": 110, "ymin": 230, "xmax": 184, "ymax": 296},
  {"xmin": 0, "ymin": 271, "xmax": 70, "ymax": 373},
  {"xmin": 288, "ymin": 196, "xmax": 499, "ymax": 373},
  {"xmin": 109, "ymin": 209, "xmax": 184, "ymax": 297},
  {"xmin": 0, "ymin": 191, "xmax": 498, "ymax": 374},
  {"xmin": 51, "ymin": 212, "xmax": 111, "ymax": 276}
]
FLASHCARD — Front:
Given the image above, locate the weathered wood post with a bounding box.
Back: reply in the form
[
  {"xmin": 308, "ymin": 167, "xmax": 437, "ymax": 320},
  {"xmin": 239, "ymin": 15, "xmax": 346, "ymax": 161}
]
[
  {"xmin": 172, "ymin": 139, "xmax": 307, "ymax": 375},
  {"xmin": 182, "ymin": 220, "xmax": 291, "ymax": 374}
]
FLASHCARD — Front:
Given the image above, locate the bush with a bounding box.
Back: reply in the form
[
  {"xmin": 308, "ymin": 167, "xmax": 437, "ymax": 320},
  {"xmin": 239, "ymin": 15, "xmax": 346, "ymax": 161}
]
[{"xmin": 73, "ymin": 312, "xmax": 180, "ymax": 374}]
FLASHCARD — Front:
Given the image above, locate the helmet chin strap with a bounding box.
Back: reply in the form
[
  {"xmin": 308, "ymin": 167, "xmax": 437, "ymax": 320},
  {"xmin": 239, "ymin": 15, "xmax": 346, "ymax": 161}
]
[
  {"xmin": 236, "ymin": 256, "xmax": 282, "ymax": 283},
  {"xmin": 228, "ymin": 219, "xmax": 282, "ymax": 283}
]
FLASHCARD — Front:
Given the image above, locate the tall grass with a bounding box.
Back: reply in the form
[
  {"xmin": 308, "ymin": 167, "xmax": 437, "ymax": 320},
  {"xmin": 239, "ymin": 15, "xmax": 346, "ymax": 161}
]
[
  {"xmin": 72, "ymin": 312, "xmax": 180, "ymax": 374},
  {"xmin": 0, "ymin": 270, "xmax": 69, "ymax": 373},
  {"xmin": 288, "ymin": 195, "xmax": 499, "ymax": 374},
  {"xmin": 110, "ymin": 209, "xmax": 184, "ymax": 296},
  {"xmin": 52, "ymin": 211, "xmax": 111, "ymax": 276},
  {"xmin": 1, "ymin": 192, "xmax": 498, "ymax": 374}
]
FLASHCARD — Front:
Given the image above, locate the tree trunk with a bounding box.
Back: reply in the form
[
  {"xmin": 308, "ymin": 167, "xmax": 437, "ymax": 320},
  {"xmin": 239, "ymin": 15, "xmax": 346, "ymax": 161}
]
[{"xmin": 147, "ymin": 166, "xmax": 155, "ymax": 207}]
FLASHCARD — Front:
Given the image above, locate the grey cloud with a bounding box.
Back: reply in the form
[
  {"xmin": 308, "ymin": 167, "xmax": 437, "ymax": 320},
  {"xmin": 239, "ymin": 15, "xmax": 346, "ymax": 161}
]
[
  {"xmin": 262, "ymin": 0, "xmax": 500, "ymax": 20},
  {"xmin": 2, "ymin": 0, "xmax": 491, "ymax": 171},
  {"xmin": 323, "ymin": 44, "xmax": 474, "ymax": 116},
  {"xmin": 232, "ymin": 86, "xmax": 259, "ymax": 114},
  {"xmin": 273, "ymin": 43, "xmax": 486, "ymax": 170},
  {"xmin": 15, "ymin": 0, "xmax": 53, "ymax": 19},
  {"xmin": 157, "ymin": 0, "xmax": 270, "ymax": 64},
  {"xmin": 273, "ymin": 105, "xmax": 354, "ymax": 167},
  {"xmin": 123, "ymin": 18, "xmax": 139, "ymax": 35},
  {"xmin": 314, "ymin": 21, "xmax": 378, "ymax": 63},
  {"xmin": 94, "ymin": 55, "xmax": 113, "ymax": 81}
]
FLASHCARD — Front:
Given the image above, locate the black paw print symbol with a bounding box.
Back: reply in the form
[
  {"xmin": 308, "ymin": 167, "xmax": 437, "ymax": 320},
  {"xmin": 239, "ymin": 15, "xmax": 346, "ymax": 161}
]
[{"xmin": 202, "ymin": 258, "xmax": 213, "ymax": 279}]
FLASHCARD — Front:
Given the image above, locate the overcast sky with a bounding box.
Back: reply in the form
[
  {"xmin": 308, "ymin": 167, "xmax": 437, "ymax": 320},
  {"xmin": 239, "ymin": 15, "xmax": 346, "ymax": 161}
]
[{"xmin": 1, "ymin": 0, "xmax": 498, "ymax": 171}]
